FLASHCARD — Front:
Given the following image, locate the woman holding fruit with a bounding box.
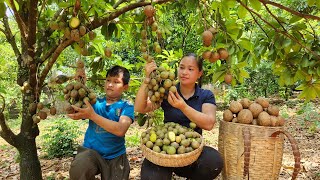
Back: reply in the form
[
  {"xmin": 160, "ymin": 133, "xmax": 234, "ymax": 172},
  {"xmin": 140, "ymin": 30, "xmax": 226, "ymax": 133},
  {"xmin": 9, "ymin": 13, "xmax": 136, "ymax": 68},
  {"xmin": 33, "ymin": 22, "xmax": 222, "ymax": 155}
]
[{"xmin": 135, "ymin": 53, "xmax": 223, "ymax": 180}]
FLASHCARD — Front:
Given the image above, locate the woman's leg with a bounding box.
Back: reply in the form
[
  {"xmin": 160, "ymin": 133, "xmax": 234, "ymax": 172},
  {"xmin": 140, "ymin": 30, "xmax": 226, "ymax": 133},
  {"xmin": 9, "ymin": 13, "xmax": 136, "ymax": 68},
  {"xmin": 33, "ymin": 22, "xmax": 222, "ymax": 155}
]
[
  {"xmin": 174, "ymin": 146, "xmax": 223, "ymax": 180},
  {"xmin": 140, "ymin": 158, "xmax": 173, "ymax": 180}
]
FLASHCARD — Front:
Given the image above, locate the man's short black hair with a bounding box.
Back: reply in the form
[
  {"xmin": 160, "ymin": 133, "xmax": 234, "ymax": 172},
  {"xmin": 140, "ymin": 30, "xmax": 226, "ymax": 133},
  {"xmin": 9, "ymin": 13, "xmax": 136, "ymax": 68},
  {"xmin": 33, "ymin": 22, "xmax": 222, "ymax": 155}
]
[{"xmin": 106, "ymin": 65, "xmax": 130, "ymax": 85}]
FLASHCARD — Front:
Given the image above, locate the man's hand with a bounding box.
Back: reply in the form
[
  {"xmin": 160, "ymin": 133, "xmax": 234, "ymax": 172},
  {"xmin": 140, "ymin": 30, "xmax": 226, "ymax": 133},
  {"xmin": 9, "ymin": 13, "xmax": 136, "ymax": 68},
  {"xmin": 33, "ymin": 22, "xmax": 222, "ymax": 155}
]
[
  {"xmin": 167, "ymin": 91, "xmax": 187, "ymax": 110},
  {"xmin": 145, "ymin": 60, "xmax": 157, "ymax": 78},
  {"xmin": 67, "ymin": 100, "xmax": 95, "ymax": 120}
]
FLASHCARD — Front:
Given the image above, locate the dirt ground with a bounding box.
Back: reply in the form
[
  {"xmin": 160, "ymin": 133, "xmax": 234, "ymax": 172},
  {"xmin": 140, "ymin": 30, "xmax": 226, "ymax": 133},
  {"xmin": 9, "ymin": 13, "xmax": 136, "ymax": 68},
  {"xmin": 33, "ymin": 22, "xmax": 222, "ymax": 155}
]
[{"xmin": 0, "ymin": 100, "xmax": 319, "ymax": 180}]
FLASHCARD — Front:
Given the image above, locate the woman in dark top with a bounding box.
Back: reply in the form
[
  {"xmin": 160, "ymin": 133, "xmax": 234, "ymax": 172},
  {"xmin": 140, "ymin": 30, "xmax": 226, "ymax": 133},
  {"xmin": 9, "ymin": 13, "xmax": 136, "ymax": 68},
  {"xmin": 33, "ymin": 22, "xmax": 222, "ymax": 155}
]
[{"xmin": 134, "ymin": 53, "xmax": 223, "ymax": 180}]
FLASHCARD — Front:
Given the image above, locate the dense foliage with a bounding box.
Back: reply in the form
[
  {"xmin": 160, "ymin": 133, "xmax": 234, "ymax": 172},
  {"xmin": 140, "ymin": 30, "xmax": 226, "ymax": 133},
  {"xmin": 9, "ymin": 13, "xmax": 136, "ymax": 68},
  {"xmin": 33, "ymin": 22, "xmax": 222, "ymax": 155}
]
[{"xmin": 0, "ymin": 0, "xmax": 319, "ymax": 178}]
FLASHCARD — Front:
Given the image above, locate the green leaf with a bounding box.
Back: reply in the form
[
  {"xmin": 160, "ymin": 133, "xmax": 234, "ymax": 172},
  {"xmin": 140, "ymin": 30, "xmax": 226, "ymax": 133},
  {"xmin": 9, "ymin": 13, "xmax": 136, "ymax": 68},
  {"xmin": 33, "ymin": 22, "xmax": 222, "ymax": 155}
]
[
  {"xmin": 58, "ymin": 2, "xmax": 69, "ymax": 8},
  {"xmin": 249, "ymin": 0, "xmax": 261, "ymax": 11},
  {"xmin": 238, "ymin": 38, "xmax": 253, "ymax": 51},
  {"xmin": 105, "ymin": 3, "xmax": 115, "ymax": 11},
  {"xmin": 289, "ymin": 16, "xmax": 303, "ymax": 24},
  {"xmin": 101, "ymin": 23, "xmax": 117, "ymax": 40},
  {"xmin": 291, "ymin": 23, "xmax": 307, "ymax": 31},
  {"xmin": 239, "ymin": 69, "xmax": 250, "ymax": 78},
  {"xmin": 317, "ymin": 66, "xmax": 320, "ymax": 76},
  {"xmin": 211, "ymin": 71, "xmax": 225, "ymax": 83},
  {"xmin": 307, "ymin": 0, "xmax": 316, "ymax": 6},
  {"xmin": 233, "ymin": 61, "xmax": 248, "ymax": 69},
  {"xmin": 0, "ymin": 2, "xmax": 6, "ymax": 18},
  {"xmin": 316, "ymin": 0, "xmax": 320, "ymax": 8},
  {"xmin": 238, "ymin": 5, "xmax": 247, "ymax": 19}
]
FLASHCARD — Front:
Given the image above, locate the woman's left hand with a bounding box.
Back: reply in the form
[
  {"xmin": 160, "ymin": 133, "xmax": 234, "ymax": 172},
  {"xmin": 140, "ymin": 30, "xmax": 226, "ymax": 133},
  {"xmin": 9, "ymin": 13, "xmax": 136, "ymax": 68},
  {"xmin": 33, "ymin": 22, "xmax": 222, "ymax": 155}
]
[{"xmin": 167, "ymin": 91, "xmax": 186, "ymax": 110}]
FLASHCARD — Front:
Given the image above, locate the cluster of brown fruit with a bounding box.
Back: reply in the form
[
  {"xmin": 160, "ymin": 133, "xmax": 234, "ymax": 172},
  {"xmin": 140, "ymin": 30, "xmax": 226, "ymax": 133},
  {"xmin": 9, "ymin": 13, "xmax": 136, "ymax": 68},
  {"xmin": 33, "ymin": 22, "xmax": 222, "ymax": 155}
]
[
  {"xmin": 29, "ymin": 102, "xmax": 57, "ymax": 124},
  {"xmin": 201, "ymin": 28, "xmax": 229, "ymax": 62},
  {"xmin": 141, "ymin": 5, "xmax": 162, "ymax": 63},
  {"xmin": 63, "ymin": 81, "xmax": 97, "ymax": 114},
  {"xmin": 201, "ymin": 28, "xmax": 232, "ymax": 84},
  {"xmin": 141, "ymin": 122, "xmax": 202, "ymax": 155},
  {"xmin": 63, "ymin": 59, "xmax": 97, "ymax": 113},
  {"xmin": 49, "ymin": 13, "xmax": 96, "ymax": 56},
  {"xmin": 223, "ymin": 97, "xmax": 285, "ymax": 127},
  {"xmin": 145, "ymin": 65, "xmax": 177, "ymax": 105}
]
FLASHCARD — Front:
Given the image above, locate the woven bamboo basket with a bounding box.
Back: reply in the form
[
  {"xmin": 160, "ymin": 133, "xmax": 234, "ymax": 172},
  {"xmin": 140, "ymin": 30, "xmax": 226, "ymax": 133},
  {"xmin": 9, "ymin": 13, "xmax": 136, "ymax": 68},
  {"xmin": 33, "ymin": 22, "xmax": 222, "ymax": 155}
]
[
  {"xmin": 218, "ymin": 120, "xmax": 301, "ymax": 180},
  {"xmin": 141, "ymin": 138, "xmax": 204, "ymax": 167}
]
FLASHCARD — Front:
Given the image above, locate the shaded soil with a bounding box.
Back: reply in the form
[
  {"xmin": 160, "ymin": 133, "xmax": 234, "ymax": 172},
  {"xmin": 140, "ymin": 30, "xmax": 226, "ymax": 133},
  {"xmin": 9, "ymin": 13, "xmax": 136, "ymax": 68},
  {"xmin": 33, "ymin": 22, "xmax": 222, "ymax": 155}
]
[{"xmin": 0, "ymin": 99, "xmax": 319, "ymax": 180}]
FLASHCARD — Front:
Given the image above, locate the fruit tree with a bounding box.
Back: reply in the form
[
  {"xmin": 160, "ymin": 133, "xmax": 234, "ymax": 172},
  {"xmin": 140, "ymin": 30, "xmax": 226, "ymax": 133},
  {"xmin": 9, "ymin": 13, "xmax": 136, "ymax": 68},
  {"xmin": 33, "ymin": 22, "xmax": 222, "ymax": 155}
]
[{"xmin": 0, "ymin": 0, "xmax": 319, "ymax": 179}]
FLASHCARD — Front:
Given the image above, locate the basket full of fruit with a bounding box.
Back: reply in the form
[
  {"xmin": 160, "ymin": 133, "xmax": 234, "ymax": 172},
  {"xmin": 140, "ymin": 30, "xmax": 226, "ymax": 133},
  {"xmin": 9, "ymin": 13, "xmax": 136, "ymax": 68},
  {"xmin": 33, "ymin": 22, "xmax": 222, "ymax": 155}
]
[
  {"xmin": 140, "ymin": 122, "xmax": 204, "ymax": 167},
  {"xmin": 218, "ymin": 97, "xmax": 301, "ymax": 180}
]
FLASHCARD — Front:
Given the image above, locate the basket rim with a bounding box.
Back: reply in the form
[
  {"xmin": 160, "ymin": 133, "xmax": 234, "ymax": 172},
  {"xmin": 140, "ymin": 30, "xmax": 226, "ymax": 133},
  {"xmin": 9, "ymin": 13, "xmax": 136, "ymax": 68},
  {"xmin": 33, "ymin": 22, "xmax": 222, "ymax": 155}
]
[
  {"xmin": 141, "ymin": 136, "xmax": 204, "ymax": 167},
  {"xmin": 219, "ymin": 119, "xmax": 284, "ymax": 130}
]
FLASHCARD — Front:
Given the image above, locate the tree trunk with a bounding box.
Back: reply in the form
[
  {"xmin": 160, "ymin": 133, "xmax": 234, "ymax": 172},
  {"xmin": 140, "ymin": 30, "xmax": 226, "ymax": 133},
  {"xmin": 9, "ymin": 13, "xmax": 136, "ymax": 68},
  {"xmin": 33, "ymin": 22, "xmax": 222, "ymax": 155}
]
[{"xmin": 17, "ymin": 136, "xmax": 42, "ymax": 180}]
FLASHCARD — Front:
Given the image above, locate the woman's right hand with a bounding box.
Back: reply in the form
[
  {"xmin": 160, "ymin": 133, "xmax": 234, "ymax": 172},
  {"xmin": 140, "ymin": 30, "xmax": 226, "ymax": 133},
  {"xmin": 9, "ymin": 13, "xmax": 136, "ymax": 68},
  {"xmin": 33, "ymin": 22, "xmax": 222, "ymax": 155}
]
[{"xmin": 145, "ymin": 60, "xmax": 157, "ymax": 78}]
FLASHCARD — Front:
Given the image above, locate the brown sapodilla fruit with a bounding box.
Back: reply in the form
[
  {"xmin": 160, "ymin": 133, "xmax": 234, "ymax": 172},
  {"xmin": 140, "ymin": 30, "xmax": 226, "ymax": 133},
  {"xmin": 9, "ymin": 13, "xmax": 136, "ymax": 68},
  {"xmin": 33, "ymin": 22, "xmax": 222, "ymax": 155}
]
[
  {"xmin": 37, "ymin": 102, "xmax": 44, "ymax": 110},
  {"xmin": 50, "ymin": 107, "xmax": 57, "ymax": 115},
  {"xmin": 209, "ymin": 51, "xmax": 220, "ymax": 63},
  {"xmin": 38, "ymin": 110, "xmax": 48, "ymax": 120},
  {"xmin": 202, "ymin": 51, "xmax": 212, "ymax": 60},
  {"xmin": 229, "ymin": 101, "xmax": 243, "ymax": 113},
  {"xmin": 248, "ymin": 102, "xmax": 263, "ymax": 118},
  {"xmin": 223, "ymin": 109, "xmax": 233, "ymax": 122},
  {"xmin": 218, "ymin": 48, "xmax": 229, "ymax": 60},
  {"xmin": 105, "ymin": 47, "xmax": 112, "ymax": 57},
  {"xmin": 202, "ymin": 30, "xmax": 213, "ymax": 47},
  {"xmin": 79, "ymin": 26, "xmax": 86, "ymax": 36},
  {"xmin": 256, "ymin": 97, "xmax": 269, "ymax": 108},
  {"xmin": 277, "ymin": 116, "xmax": 285, "ymax": 126},
  {"xmin": 29, "ymin": 103, "xmax": 37, "ymax": 113},
  {"xmin": 267, "ymin": 105, "xmax": 279, "ymax": 116},
  {"xmin": 270, "ymin": 115, "xmax": 278, "ymax": 127},
  {"xmin": 76, "ymin": 59, "xmax": 85, "ymax": 68},
  {"xmin": 208, "ymin": 27, "xmax": 218, "ymax": 35},
  {"xmin": 240, "ymin": 98, "xmax": 252, "ymax": 109},
  {"xmin": 257, "ymin": 111, "xmax": 271, "ymax": 126},
  {"xmin": 144, "ymin": 5, "xmax": 155, "ymax": 17},
  {"xmin": 237, "ymin": 109, "xmax": 253, "ymax": 124},
  {"xmin": 224, "ymin": 74, "xmax": 232, "ymax": 84}
]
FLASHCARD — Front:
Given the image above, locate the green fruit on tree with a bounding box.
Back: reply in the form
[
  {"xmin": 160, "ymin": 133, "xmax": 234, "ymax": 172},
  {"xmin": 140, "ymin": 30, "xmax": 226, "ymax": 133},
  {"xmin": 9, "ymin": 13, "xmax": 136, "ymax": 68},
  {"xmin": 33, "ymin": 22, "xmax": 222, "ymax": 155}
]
[{"xmin": 69, "ymin": 17, "xmax": 80, "ymax": 29}]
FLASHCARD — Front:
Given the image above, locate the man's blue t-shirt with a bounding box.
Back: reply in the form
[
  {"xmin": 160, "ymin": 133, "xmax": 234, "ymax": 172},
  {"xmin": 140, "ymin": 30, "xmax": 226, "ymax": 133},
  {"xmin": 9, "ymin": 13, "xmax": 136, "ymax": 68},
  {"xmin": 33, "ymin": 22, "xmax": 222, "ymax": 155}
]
[
  {"xmin": 161, "ymin": 83, "xmax": 216, "ymax": 134},
  {"xmin": 83, "ymin": 97, "xmax": 134, "ymax": 160}
]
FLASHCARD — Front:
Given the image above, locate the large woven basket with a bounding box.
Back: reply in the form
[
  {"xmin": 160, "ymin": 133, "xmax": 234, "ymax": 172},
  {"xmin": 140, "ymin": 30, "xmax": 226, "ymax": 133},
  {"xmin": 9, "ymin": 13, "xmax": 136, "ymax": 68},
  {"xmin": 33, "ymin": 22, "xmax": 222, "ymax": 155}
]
[
  {"xmin": 141, "ymin": 138, "xmax": 204, "ymax": 167},
  {"xmin": 218, "ymin": 120, "xmax": 301, "ymax": 180}
]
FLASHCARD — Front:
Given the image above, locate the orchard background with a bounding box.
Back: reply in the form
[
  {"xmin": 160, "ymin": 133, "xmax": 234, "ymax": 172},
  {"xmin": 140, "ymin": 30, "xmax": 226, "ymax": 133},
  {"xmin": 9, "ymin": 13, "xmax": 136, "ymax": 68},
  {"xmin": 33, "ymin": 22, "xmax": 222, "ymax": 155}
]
[{"xmin": 0, "ymin": 0, "xmax": 319, "ymax": 179}]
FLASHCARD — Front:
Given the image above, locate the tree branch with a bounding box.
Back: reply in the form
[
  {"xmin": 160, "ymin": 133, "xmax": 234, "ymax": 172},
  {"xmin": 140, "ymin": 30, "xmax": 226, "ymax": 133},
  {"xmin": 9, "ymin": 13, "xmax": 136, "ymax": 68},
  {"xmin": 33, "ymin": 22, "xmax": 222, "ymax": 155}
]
[
  {"xmin": 0, "ymin": 95, "xmax": 17, "ymax": 147},
  {"xmin": 262, "ymin": 3, "xmax": 286, "ymax": 32},
  {"xmin": 36, "ymin": 8, "xmax": 65, "ymax": 62},
  {"xmin": 27, "ymin": 0, "xmax": 39, "ymax": 60},
  {"xmin": 90, "ymin": 0, "xmax": 173, "ymax": 30},
  {"xmin": 40, "ymin": 44, "xmax": 59, "ymax": 63},
  {"xmin": 259, "ymin": 0, "xmax": 320, "ymax": 21},
  {"xmin": 39, "ymin": 39, "xmax": 73, "ymax": 88},
  {"xmin": 2, "ymin": 15, "xmax": 21, "ymax": 58},
  {"xmin": 38, "ymin": 0, "xmax": 172, "ymax": 88},
  {"xmin": 8, "ymin": 0, "xmax": 28, "ymax": 43},
  {"xmin": 248, "ymin": 10, "xmax": 269, "ymax": 38}
]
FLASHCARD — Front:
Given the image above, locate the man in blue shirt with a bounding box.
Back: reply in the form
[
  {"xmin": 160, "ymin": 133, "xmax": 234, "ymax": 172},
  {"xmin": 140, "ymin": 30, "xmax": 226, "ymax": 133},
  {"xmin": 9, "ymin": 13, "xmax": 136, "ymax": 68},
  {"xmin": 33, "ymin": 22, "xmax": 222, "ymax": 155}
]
[{"xmin": 68, "ymin": 65, "xmax": 134, "ymax": 180}]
